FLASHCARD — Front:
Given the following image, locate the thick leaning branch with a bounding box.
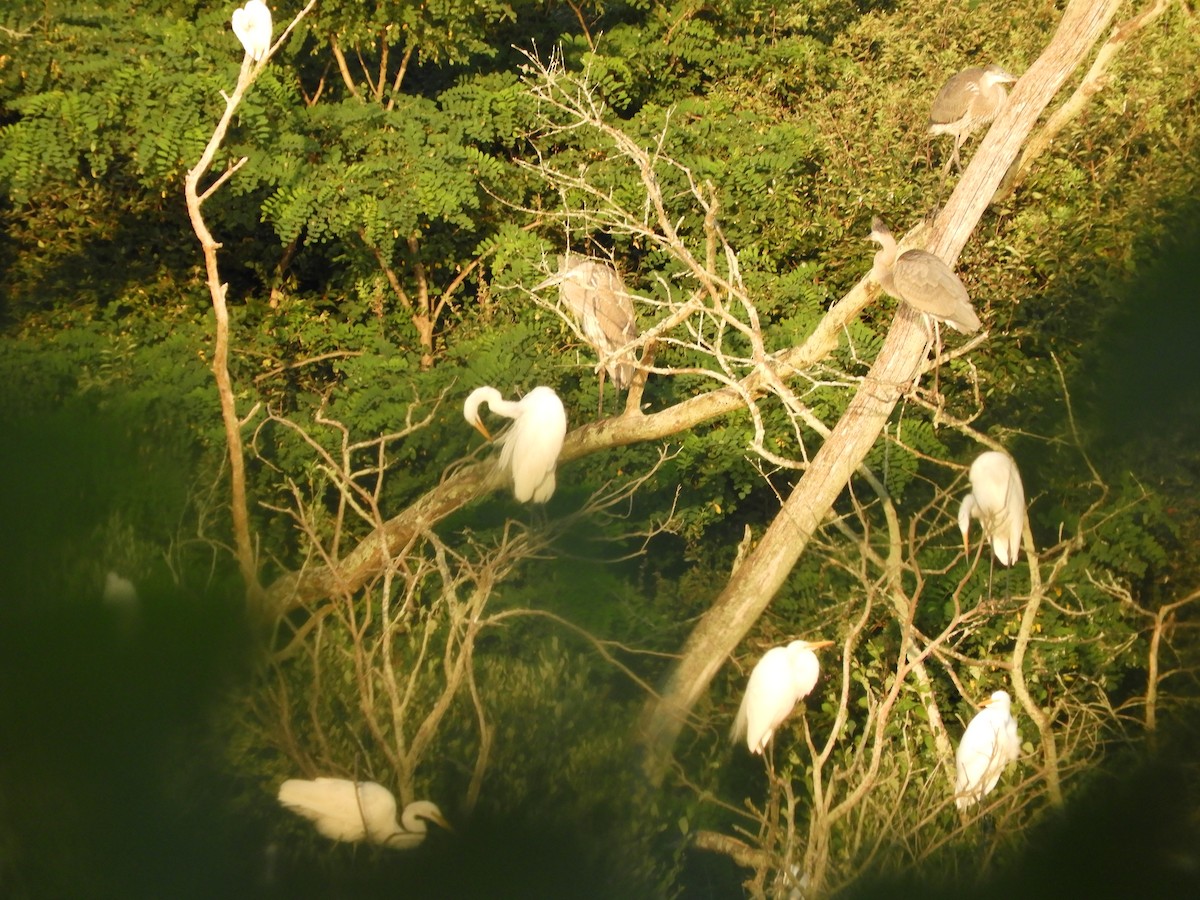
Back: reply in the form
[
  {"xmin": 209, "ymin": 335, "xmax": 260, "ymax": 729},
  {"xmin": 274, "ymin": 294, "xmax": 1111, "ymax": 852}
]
[
  {"xmin": 262, "ymin": 278, "xmax": 862, "ymax": 615},
  {"xmin": 636, "ymin": 0, "xmax": 1126, "ymax": 777}
]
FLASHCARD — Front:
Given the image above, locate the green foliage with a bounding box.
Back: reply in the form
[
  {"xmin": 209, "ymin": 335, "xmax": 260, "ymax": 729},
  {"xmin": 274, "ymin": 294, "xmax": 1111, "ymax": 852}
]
[{"xmin": 3, "ymin": 0, "xmax": 1200, "ymax": 895}]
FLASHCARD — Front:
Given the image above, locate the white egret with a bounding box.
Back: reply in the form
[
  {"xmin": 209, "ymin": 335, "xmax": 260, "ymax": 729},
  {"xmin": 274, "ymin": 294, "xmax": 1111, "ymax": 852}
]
[
  {"xmin": 102, "ymin": 571, "xmax": 138, "ymax": 610},
  {"xmin": 462, "ymin": 385, "xmax": 567, "ymax": 504},
  {"xmin": 102, "ymin": 570, "xmax": 139, "ymax": 637},
  {"xmin": 535, "ymin": 254, "xmax": 639, "ymax": 412},
  {"xmin": 231, "ymin": 0, "xmax": 272, "ymax": 62},
  {"xmin": 929, "ymin": 65, "xmax": 1019, "ymax": 172},
  {"xmin": 958, "ymin": 450, "xmax": 1026, "ymax": 567},
  {"xmin": 731, "ymin": 639, "xmax": 834, "ymax": 755},
  {"xmin": 954, "ymin": 690, "xmax": 1021, "ymax": 810},
  {"xmin": 869, "ymin": 218, "xmax": 981, "ymax": 334},
  {"xmin": 277, "ymin": 778, "xmax": 451, "ymax": 848}
]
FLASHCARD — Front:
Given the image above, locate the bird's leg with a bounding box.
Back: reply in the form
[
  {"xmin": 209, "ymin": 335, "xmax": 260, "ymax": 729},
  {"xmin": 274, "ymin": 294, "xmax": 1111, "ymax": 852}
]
[
  {"xmin": 932, "ymin": 319, "xmax": 943, "ymax": 403},
  {"xmin": 987, "ymin": 552, "xmax": 995, "ymax": 603},
  {"xmin": 908, "ymin": 316, "xmax": 936, "ymax": 397},
  {"xmin": 596, "ymin": 367, "xmax": 607, "ymax": 417}
]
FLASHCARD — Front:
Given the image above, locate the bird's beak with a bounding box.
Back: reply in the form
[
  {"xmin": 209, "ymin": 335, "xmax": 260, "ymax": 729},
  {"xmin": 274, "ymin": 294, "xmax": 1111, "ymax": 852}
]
[
  {"xmin": 808, "ymin": 640, "xmax": 835, "ymax": 650},
  {"xmin": 978, "ymin": 696, "xmax": 995, "ymax": 708},
  {"xmin": 430, "ymin": 812, "xmax": 456, "ymax": 834},
  {"xmin": 962, "ymin": 532, "xmax": 970, "ymax": 555},
  {"xmin": 470, "ymin": 417, "xmax": 492, "ymax": 442}
]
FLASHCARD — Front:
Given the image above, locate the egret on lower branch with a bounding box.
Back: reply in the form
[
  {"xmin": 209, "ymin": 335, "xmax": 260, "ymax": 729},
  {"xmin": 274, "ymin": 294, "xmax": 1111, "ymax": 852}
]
[
  {"xmin": 731, "ymin": 639, "xmax": 834, "ymax": 755},
  {"xmin": 954, "ymin": 690, "xmax": 1021, "ymax": 810},
  {"xmin": 929, "ymin": 65, "xmax": 1018, "ymax": 172},
  {"xmin": 277, "ymin": 778, "xmax": 451, "ymax": 849},
  {"xmin": 231, "ymin": 0, "xmax": 272, "ymax": 61},
  {"xmin": 463, "ymin": 385, "xmax": 568, "ymax": 503},
  {"xmin": 958, "ymin": 450, "xmax": 1026, "ymax": 567}
]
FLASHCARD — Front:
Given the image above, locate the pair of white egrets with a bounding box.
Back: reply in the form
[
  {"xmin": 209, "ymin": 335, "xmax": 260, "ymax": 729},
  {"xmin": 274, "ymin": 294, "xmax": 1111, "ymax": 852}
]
[
  {"xmin": 730, "ymin": 640, "xmax": 1020, "ymax": 811},
  {"xmin": 277, "ymin": 778, "xmax": 451, "ymax": 849}
]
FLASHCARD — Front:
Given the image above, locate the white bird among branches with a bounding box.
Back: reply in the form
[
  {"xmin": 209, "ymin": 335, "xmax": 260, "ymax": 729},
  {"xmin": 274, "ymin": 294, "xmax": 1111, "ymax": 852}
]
[
  {"xmin": 954, "ymin": 691, "xmax": 1021, "ymax": 810},
  {"xmin": 231, "ymin": 0, "xmax": 272, "ymax": 62},
  {"xmin": 731, "ymin": 639, "xmax": 833, "ymax": 754},
  {"xmin": 463, "ymin": 385, "xmax": 568, "ymax": 503},
  {"xmin": 277, "ymin": 778, "xmax": 451, "ymax": 849},
  {"xmin": 958, "ymin": 450, "xmax": 1027, "ymax": 567}
]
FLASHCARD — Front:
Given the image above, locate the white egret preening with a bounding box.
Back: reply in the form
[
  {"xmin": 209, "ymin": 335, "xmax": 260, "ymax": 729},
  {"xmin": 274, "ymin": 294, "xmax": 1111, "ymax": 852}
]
[
  {"xmin": 958, "ymin": 450, "xmax": 1027, "ymax": 567},
  {"xmin": 463, "ymin": 385, "xmax": 568, "ymax": 504},
  {"xmin": 231, "ymin": 0, "xmax": 273, "ymax": 62},
  {"xmin": 869, "ymin": 218, "xmax": 981, "ymax": 334},
  {"xmin": 277, "ymin": 778, "xmax": 451, "ymax": 849},
  {"xmin": 731, "ymin": 639, "xmax": 834, "ymax": 755},
  {"xmin": 929, "ymin": 65, "xmax": 1019, "ymax": 172},
  {"xmin": 535, "ymin": 254, "xmax": 639, "ymax": 412},
  {"xmin": 954, "ymin": 690, "xmax": 1021, "ymax": 810}
]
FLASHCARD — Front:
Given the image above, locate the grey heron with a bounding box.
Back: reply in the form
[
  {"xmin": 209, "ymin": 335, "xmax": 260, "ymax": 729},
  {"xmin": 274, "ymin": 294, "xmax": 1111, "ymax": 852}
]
[
  {"xmin": 929, "ymin": 64, "xmax": 1018, "ymax": 172},
  {"xmin": 537, "ymin": 254, "xmax": 638, "ymax": 413}
]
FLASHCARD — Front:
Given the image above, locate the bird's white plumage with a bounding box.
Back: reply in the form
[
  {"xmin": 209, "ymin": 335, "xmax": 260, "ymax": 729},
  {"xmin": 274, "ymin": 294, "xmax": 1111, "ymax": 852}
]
[
  {"xmin": 102, "ymin": 571, "xmax": 138, "ymax": 610},
  {"xmin": 463, "ymin": 385, "xmax": 567, "ymax": 503},
  {"xmin": 869, "ymin": 218, "xmax": 981, "ymax": 334},
  {"xmin": 538, "ymin": 254, "xmax": 638, "ymax": 391},
  {"xmin": 957, "ymin": 450, "xmax": 1026, "ymax": 566},
  {"xmin": 954, "ymin": 690, "xmax": 1021, "ymax": 809},
  {"xmin": 231, "ymin": 0, "xmax": 272, "ymax": 62},
  {"xmin": 277, "ymin": 778, "xmax": 449, "ymax": 848},
  {"xmin": 732, "ymin": 640, "xmax": 832, "ymax": 754}
]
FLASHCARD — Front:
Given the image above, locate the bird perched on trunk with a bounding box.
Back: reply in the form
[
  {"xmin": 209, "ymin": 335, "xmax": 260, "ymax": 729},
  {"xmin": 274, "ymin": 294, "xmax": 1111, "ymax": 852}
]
[
  {"xmin": 954, "ymin": 690, "xmax": 1021, "ymax": 810},
  {"xmin": 929, "ymin": 64, "xmax": 1018, "ymax": 172},
  {"xmin": 231, "ymin": 0, "xmax": 272, "ymax": 62},
  {"xmin": 277, "ymin": 778, "xmax": 451, "ymax": 849},
  {"xmin": 958, "ymin": 450, "xmax": 1027, "ymax": 567},
  {"xmin": 535, "ymin": 254, "xmax": 638, "ymax": 413},
  {"xmin": 731, "ymin": 639, "xmax": 834, "ymax": 754},
  {"xmin": 869, "ymin": 218, "xmax": 981, "ymax": 334}
]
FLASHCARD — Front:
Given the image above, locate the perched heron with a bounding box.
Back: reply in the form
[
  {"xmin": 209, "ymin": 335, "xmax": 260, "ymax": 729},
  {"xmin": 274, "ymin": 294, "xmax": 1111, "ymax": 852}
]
[
  {"xmin": 277, "ymin": 778, "xmax": 451, "ymax": 849},
  {"xmin": 231, "ymin": 0, "xmax": 273, "ymax": 62},
  {"xmin": 958, "ymin": 450, "xmax": 1027, "ymax": 567},
  {"xmin": 536, "ymin": 254, "xmax": 638, "ymax": 413},
  {"xmin": 731, "ymin": 639, "xmax": 834, "ymax": 755},
  {"xmin": 954, "ymin": 690, "xmax": 1021, "ymax": 810},
  {"xmin": 929, "ymin": 64, "xmax": 1018, "ymax": 172},
  {"xmin": 463, "ymin": 385, "xmax": 568, "ymax": 503},
  {"xmin": 869, "ymin": 218, "xmax": 982, "ymax": 334}
]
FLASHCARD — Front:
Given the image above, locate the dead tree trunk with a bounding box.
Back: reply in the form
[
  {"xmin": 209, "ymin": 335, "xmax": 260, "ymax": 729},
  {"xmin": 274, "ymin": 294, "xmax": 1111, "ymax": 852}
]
[{"xmin": 638, "ymin": 0, "xmax": 1126, "ymax": 779}]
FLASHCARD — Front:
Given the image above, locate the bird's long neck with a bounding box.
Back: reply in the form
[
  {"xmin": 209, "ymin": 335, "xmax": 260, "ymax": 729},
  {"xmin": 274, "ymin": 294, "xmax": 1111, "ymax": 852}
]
[{"xmin": 872, "ymin": 246, "xmax": 898, "ymax": 296}]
